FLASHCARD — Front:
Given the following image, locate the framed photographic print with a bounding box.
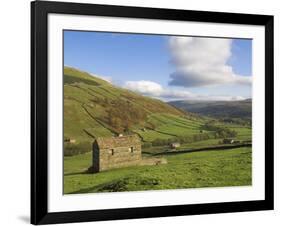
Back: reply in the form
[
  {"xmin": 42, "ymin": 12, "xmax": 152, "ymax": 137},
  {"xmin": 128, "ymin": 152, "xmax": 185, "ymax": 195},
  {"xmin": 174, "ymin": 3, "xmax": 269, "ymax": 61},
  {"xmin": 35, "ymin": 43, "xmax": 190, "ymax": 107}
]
[{"xmin": 31, "ymin": 0, "xmax": 274, "ymax": 224}]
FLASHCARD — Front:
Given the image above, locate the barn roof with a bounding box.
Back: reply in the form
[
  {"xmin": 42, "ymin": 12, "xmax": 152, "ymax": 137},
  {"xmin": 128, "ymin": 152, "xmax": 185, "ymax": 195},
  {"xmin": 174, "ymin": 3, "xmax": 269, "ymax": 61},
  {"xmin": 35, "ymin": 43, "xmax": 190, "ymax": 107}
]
[{"xmin": 95, "ymin": 135, "xmax": 141, "ymax": 149}]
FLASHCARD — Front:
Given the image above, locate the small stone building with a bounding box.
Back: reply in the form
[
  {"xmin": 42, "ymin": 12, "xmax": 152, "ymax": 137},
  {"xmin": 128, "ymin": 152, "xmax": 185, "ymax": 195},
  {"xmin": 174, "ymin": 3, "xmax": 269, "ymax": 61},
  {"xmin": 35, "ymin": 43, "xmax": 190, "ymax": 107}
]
[
  {"xmin": 92, "ymin": 135, "xmax": 142, "ymax": 173},
  {"xmin": 223, "ymin": 138, "xmax": 235, "ymax": 144},
  {"xmin": 170, "ymin": 142, "xmax": 180, "ymax": 149}
]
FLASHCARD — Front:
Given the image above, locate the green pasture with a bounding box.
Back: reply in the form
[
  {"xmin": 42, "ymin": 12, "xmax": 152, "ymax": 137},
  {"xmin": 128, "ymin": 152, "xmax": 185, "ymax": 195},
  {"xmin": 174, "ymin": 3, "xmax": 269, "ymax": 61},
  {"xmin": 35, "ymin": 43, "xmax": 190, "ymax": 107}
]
[{"xmin": 64, "ymin": 147, "xmax": 252, "ymax": 194}]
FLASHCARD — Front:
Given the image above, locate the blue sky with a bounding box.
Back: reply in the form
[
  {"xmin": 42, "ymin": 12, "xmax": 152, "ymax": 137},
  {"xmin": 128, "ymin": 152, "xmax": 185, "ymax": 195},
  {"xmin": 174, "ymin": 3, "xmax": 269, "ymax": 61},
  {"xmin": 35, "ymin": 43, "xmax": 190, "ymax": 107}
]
[{"xmin": 64, "ymin": 30, "xmax": 252, "ymax": 101}]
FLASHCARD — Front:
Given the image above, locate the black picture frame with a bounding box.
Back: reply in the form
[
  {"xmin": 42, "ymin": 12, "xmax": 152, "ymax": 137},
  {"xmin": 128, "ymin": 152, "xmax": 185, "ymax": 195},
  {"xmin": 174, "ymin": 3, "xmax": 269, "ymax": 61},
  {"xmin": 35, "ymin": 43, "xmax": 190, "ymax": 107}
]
[{"xmin": 31, "ymin": 0, "xmax": 274, "ymax": 224}]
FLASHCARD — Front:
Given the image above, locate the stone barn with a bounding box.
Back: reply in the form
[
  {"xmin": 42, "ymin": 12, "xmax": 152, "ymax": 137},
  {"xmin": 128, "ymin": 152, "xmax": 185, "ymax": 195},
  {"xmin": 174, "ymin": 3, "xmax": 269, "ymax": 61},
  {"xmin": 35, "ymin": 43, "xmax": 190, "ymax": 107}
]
[
  {"xmin": 92, "ymin": 135, "xmax": 142, "ymax": 173},
  {"xmin": 170, "ymin": 142, "xmax": 180, "ymax": 149},
  {"xmin": 223, "ymin": 138, "xmax": 235, "ymax": 144}
]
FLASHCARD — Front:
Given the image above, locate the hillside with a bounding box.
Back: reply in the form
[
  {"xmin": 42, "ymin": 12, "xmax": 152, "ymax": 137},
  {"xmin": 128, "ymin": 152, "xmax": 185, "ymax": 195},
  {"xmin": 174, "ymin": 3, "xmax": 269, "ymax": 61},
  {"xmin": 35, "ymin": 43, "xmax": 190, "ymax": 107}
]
[
  {"xmin": 64, "ymin": 67, "xmax": 201, "ymax": 154},
  {"xmin": 64, "ymin": 66, "xmax": 251, "ymax": 156},
  {"xmin": 169, "ymin": 99, "xmax": 252, "ymax": 121}
]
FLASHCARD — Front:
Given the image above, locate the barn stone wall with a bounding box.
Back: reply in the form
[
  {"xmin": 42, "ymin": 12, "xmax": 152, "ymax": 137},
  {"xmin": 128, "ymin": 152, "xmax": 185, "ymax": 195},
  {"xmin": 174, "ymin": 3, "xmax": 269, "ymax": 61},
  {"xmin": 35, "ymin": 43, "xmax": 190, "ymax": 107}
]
[
  {"xmin": 92, "ymin": 135, "xmax": 142, "ymax": 172},
  {"xmin": 92, "ymin": 142, "xmax": 100, "ymax": 173}
]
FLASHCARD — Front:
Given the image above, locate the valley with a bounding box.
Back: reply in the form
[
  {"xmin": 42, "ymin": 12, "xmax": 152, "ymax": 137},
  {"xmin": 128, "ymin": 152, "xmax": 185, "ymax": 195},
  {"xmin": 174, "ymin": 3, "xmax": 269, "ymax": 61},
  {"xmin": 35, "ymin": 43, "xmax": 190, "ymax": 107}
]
[{"xmin": 63, "ymin": 66, "xmax": 252, "ymax": 194}]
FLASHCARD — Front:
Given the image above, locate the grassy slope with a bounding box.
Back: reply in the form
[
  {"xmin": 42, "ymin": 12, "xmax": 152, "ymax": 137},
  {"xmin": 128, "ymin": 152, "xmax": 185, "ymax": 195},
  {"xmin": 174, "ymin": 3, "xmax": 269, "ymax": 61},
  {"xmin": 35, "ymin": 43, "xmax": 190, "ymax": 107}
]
[
  {"xmin": 64, "ymin": 66, "xmax": 188, "ymax": 143},
  {"xmin": 64, "ymin": 147, "xmax": 252, "ymax": 194},
  {"xmin": 64, "ymin": 66, "xmax": 251, "ymax": 149},
  {"xmin": 134, "ymin": 113, "xmax": 207, "ymax": 142}
]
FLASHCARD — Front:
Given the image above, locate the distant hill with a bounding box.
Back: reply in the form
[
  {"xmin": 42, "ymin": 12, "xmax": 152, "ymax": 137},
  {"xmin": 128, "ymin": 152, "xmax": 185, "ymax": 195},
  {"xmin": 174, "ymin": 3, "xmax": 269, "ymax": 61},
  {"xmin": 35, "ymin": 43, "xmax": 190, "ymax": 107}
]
[{"xmin": 169, "ymin": 99, "xmax": 252, "ymax": 120}]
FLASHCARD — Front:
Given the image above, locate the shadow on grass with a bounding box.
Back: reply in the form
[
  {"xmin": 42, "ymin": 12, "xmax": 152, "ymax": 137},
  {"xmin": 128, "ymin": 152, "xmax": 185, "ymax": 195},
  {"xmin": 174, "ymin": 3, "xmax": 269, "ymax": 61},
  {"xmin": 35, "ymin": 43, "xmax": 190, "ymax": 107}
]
[
  {"xmin": 68, "ymin": 177, "xmax": 132, "ymax": 194},
  {"xmin": 68, "ymin": 175, "xmax": 161, "ymax": 194},
  {"xmin": 152, "ymin": 143, "xmax": 252, "ymax": 156}
]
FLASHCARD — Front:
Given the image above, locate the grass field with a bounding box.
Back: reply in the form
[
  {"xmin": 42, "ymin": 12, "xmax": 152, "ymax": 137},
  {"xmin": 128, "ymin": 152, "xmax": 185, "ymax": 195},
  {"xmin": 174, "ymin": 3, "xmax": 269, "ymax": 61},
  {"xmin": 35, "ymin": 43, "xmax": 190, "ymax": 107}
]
[
  {"xmin": 64, "ymin": 147, "xmax": 252, "ymax": 194},
  {"xmin": 63, "ymin": 66, "xmax": 252, "ymax": 194}
]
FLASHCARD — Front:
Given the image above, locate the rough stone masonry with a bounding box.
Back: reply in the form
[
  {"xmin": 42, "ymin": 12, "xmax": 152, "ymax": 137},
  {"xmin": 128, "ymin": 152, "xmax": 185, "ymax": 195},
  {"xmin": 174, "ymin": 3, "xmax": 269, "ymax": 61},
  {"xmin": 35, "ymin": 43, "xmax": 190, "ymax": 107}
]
[{"xmin": 92, "ymin": 135, "xmax": 142, "ymax": 173}]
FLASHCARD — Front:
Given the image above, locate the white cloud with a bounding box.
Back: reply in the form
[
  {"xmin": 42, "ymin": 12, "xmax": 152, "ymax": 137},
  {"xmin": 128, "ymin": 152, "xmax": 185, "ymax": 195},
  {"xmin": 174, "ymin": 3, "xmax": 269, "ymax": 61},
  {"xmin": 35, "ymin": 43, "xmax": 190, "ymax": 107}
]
[
  {"xmin": 124, "ymin": 80, "xmax": 193, "ymax": 99},
  {"xmin": 124, "ymin": 80, "xmax": 164, "ymax": 96},
  {"xmin": 124, "ymin": 80, "xmax": 246, "ymax": 101},
  {"xmin": 168, "ymin": 36, "xmax": 252, "ymax": 87}
]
